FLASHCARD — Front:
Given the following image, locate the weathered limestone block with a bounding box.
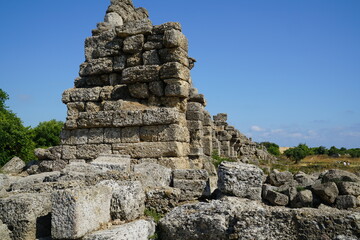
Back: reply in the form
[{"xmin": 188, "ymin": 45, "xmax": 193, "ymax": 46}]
[
  {"xmin": 134, "ymin": 162, "xmax": 172, "ymax": 187},
  {"xmin": 186, "ymin": 110, "xmax": 204, "ymax": 121},
  {"xmin": 1, "ymin": 157, "xmax": 25, "ymax": 174},
  {"xmin": 113, "ymin": 110, "xmax": 143, "ymax": 127},
  {"xmin": 148, "ymin": 81, "xmax": 164, "ymax": 96},
  {"xmin": 0, "ymin": 219, "xmax": 11, "ymax": 240},
  {"xmin": 203, "ymin": 136, "xmax": 213, "ymax": 156},
  {"xmin": 128, "ymin": 82, "xmax": 149, "ymax": 98},
  {"xmin": 311, "ymin": 182, "xmax": 339, "ymax": 204},
  {"xmin": 164, "ymin": 80, "xmax": 189, "ymax": 97},
  {"xmin": 291, "ymin": 190, "xmax": 313, "ymax": 208},
  {"xmin": 121, "ymin": 127, "xmax": 140, "ymax": 143},
  {"xmin": 77, "ymin": 111, "xmax": 114, "ymax": 128},
  {"xmin": 158, "ymin": 47, "xmax": 189, "ymax": 67},
  {"xmin": 0, "ymin": 193, "xmax": 52, "ymax": 240},
  {"xmin": 264, "ymin": 189, "xmax": 289, "ymax": 206},
  {"xmin": 153, "ymin": 22, "xmax": 182, "ymax": 34},
  {"xmin": 51, "ymin": 185, "xmax": 112, "ymax": 239},
  {"xmin": 0, "ymin": 174, "xmax": 10, "ymax": 195},
  {"xmin": 99, "ymin": 180, "xmax": 145, "ymax": 221},
  {"xmin": 122, "ymin": 65, "xmax": 160, "ymax": 83},
  {"xmin": 160, "ymin": 62, "xmax": 190, "ymax": 81},
  {"xmin": 102, "ymin": 100, "xmax": 123, "ymax": 111},
  {"xmin": 76, "ymin": 144, "xmax": 112, "ymax": 160},
  {"xmin": 116, "ymin": 19, "xmax": 152, "ymax": 37},
  {"xmin": 145, "ymin": 187, "xmax": 181, "ymax": 214},
  {"xmin": 189, "ymin": 93, "xmax": 206, "ymax": 106},
  {"xmin": 144, "ymin": 41, "xmax": 163, "ymax": 50},
  {"xmin": 142, "ymin": 108, "xmax": 181, "ymax": 125},
  {"xmin": 157, "ymin": 157, "xmax": 190, "ymax": 170},
  {"xmin": 173, "ymin": 179, "xmax": 209, "ymax": 200},
  {"xmin": 173, "ymin": 169, "xmax": 209, "ymax": 180},
  {"xmin": 269, "ymin": 169, "xmax": 293, "ymax": 187},
  {"xmin": 88, "ymin": 128, "xmax": 104, "ymax": 144},
  {"xmin": 111, "ymin": 85, "xmax": 131, "ymax": 100},
  {"xmin": 38, "ymin": 159, "xmax": 67, "ymax": 172},
  {"xmin": 163, "ymin": 29, "xmax": 188, "ymax": 51},
  {"xmin": 218, "ymin": 162, "xmax": 264, "ymax": 200},
  {"xmin": 113, "ymin": 55, "xmax": 127, "ymax": 71},
  {"xmin": 113, "ymin": 142, "xmax": 189, "ymax": 158},
  {"xmin": 322, "ymin": 169, "xmax": 360, "ymax": 183},
  {"xmin": 126, "ymin": 52, "xmax": 143, "ymax": 67},
  {"xmin": 83, "ymin": 219, "xmax": 155, "ymax": 240},
  {"xmin": 100, "ymin": 85, "xmax": 114, "ymax": 100},
  {"xmin": 293, "ymin": 171, "xmax": 316, "ymax": 187},
  {"xmin": 140, "ymin": 124, "xmax": 189, "ymax": 142},
  {"xmin": 217, "ymin": 131, "xmax": 232, "ymax": 141},
  {"xmin": 213, "ymin": 113, "xmax": 227, "ymax": 123},
  {"xmin": 104, "ymin": 128, "xmax": 122, "ymax": 143},
  {"xmin": 79, "ymin": 58, "xmax": 113, "ymax": 76},
  {"xmin": 187, "ymin": 120, "xmax": 202, "ymax": 131},
  {"xmin": 104, "ymin": 12, "xmax": 124, "ymax": 26},
  {"xmin": 123, "ymin": 34, "xmax": 144, "ymax": 53},
  {"xmin": 143, "ymin": 50, "xmax": 161, "ymax": 65},
  {"xmin": 335, "ymin": 195, "xmax": 358, "ymax": 209},
  {"xmin": 337, "ymin": 181, "xmax": 360, "ymax": 196},
  {"xmin": 66, "ymin": 101, "xmax": 85, "ymax": 116},
  {"xmin": 10, "ymin": 171, "xmax": 61, "ymax": 191},
  {"xmin": 85, "ymin": 30, "xmax": 122, "ymax": 61},
  {"xmin": 91, "ymin": 154, "xmax": 131, "ymax": 172}
]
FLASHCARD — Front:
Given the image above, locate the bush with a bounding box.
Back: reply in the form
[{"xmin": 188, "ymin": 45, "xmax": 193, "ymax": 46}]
[
  {"xmin": 261, "ymin": 142, "xmax": 280, "ymax": 156},
  {"xmin": 0, "ymin": 89, "xmax": 35, "ymax": 166},
  {"xmin": 31, "ymin": 119, "xmax": 64, "ymax": 148},
  {"xmin": 311, "ymin": 146, "xmax": 328, "ymax": 155},
  {"xmin": 284, "ymin": 143, "xmax": 311, "ymax": 163},
  {"xmin": 211, "ymin": 151, "xmax": 235, "ymax": 168}
]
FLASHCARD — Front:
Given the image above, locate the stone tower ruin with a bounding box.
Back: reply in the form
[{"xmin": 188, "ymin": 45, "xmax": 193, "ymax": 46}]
[{"xmin": 59, "ymin": 0, "xmax": 272, "ymax": 170}]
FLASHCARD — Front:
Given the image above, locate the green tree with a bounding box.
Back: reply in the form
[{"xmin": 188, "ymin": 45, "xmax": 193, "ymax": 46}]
[
  {"xmin": 31, "ymin": 119, "xmax": 64, "ymax": 148},
  {"xmin": 312, "ymin": 146, "xmax": 328, "ymax": 155},
  {"xmin": 284, "ymin": 143, "xmax": 311, "ymax": 163},
  {"xmin": 0, "ymin": 89, "xmax": 35, "ymax": 166},
  {"xmin": 328, "ymin": 146, "xmax": 340, "ymax": 156},
  {"xmin": 261, "ymin": 142, "xmax": 280, "ymax": 156}
]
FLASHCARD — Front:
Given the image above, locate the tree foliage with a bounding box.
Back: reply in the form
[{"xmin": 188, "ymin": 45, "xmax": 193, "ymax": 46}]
[
  {"xmin": 284, "ymin": 143, "xmax": 312, "ymax": 163},
  {"xmin": 0, "ymin": 89, "xmax": 35, "ymax": 165},
  {"xmin": 261, "ymin": 142, "xmax": 280, "ymax": 156},
  {"xmin": 31, "ymin": 119, "xmax": 64, "ymax": 148}
]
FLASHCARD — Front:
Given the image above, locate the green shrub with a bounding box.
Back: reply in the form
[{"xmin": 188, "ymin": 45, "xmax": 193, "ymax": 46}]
[
  {"xmin": 261, "ymin": 142, "xmax": 280, "ymax": 156},
  {"xmin": 31, "ymin": 119, "xmax": 64, "ymax": 148},
  {"xmin": 144, "ymin": 209, "xmax": 163, "ymax": 223},
  {"xmin": 284, "ymin": 144, "xmax": 311, "ymax": 163},
  {"xmin": 211, "ymin": 151, "xmax": 235, "ymax": 168}
]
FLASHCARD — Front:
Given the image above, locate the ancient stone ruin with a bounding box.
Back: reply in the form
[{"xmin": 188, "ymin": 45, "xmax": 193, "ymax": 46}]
[{"xmin": 0, "ymin": 1, "xmax": 359, "ymax": 240}]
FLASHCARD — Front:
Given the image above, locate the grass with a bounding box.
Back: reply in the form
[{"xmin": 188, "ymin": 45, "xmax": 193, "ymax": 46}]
[
  {"xmin": 262, "ymin": 155, "xmax": 360, "ymax": 174},
  {"xmin": 144, "ymin": 209, "xmax": 163, "ymax": 223}
]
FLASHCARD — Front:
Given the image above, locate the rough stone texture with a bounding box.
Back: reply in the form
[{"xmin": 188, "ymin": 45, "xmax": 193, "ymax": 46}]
[
  {"xmin": 133, "ymin": 162, "xmax": 172, "ymax": 187},
  {"xmin": 293, "ymin": 171, "xmax": 316, "ymax": 187},
  {"xmin": 9, "ymin": 171, "xmax": 61, "ymax": 192},
  {"xmin": 337, "ymin": 181, "xmax": 360, "ymax": 196},
  {"xmin": 291, "ymin": 190, "xmax": 313, "ymax": 208},
  {"xmin": 145, "ymin": 187, "xmax": 181, "ymax": 214},
  {"xmin": 335, "ymin": 195, "xmax": 358, "ymax": 209},
  {"xmin": 0, "ymin": 193, "xmax": 52, "ymax": 240},
  {"xmin": 99, "ymin": 180, "xmax": 145, "ymax": 221},
  {"xmin": 218, "ymin": 162, "xmax": 264, "ymax": 200},
  {"xmin": 83, "ymin": 219, "xmax": 155, "ymax": 240},
  {"xmin": 1, "ymin": 157, "xmax": 25, "ymax": 174},
  {"xmin": 269, "ymin": 169, "xmax": 293, "ymax": 187},
  {"xmin": 311, "ymin": 181, "xmax": 339, "ymax": 204},
  {"xmin": 322, "ymin": 169, "xmax": 360, "ymax": 183},
  {"xmin": 264, "ymin": 189, "xmax": 289, "ymax": 206},
  {"xmin": 51, "ymin": 185, "xmax": 112, "ymax": 239},
  {"xmin": 159, "ymin": 197, "xmax": 360, "ymax": 240},
  {"xmin": 0, "ymin": 219, "xmax": 11, "ymax": 240},
  {"xmin": 91, "ymin": 154, "xmax": 131, "ymax": 172}
]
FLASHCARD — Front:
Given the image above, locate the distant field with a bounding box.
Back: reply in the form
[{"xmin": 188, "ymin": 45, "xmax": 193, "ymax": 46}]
[{"xmin": 267, "ymin": 155, "xmax": 360, "ymax": 174}]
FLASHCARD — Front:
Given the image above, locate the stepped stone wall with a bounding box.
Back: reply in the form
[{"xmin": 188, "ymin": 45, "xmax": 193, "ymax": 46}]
[{"xmin": 57, "ymin": 0, "xmax": 273, "ymax": 170}]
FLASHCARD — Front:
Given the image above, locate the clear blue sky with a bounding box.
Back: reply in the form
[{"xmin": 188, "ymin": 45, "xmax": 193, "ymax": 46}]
[{"xmin": 0, "ymin": 0, "xmax": 359, "ymax": 148}]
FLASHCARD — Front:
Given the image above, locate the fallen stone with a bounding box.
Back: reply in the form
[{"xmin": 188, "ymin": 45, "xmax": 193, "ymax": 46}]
[
  {"xmin": 264, "ymin": 189, "xmax": 289, "ymax": 206},
  {"xmin": 173, "ymin": 179, "xmax": 210, "ymax": 200},
  {"xmin": 83, "ymin": 219, "xmax": 155, "ymax": 240},
  {"xmin": 293, "ymin": 171, "xmax": 316, "ymax": 187},
  {"xmin": 134, "ymin": 162, "xmax": 172, "ymax": 187},
  {"xmin": 218, "ymin": 162, "xmax": 263, "ymax": 200},
  {"xmin": 9, "ymin": 171, "xmax": 61, "ymax": 192},
  {"xmin": 0, "ymin": 193, "xmax": 51, "ymax": 240},
  {"xmin": 0, "ymin": 219, "xmax": 11, "ymax": 240},
  {"xmin": 145, "ymin": 187, "xmax": 181, "ymax": 214},
  {"xmin": 311, "ymin": 181, "xmax": 339, "ymax": 204},
  {"xmin": 99, "ymin": 180, "xmax": 145, "ymax": 221},
  {"xmin": 1, "ymin": 157, "xmax": 25, "ymax": 174},
  {"xmin": 322, "ymin": 169, "xmax": 360, "ymax": 183},
  {"xmin": 337, "ymin": 181, "xmax": 360, "ymax": 196},
  {"xmin": 51, "ymin": 185, "xmax": 112, "ymax": 239},
  {"xmin": 269, "ymin": 169, "xmax": 293, "ymax": 187},
  {"xmin": 91, "ymin": 154, "xmax": 131, "ymax": 172},
  {"xmin": 291, "ymin": 190, "xmax": 313, "ymax": 208},
  {"xmin": 335, "ymin": 195, "xmax": 358, "ymax": 209}
]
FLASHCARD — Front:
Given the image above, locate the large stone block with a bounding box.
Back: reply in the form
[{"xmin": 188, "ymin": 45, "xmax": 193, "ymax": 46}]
[
  {"xmin": 116, "ymin": 19, "xmax": 152, "ymax": 37},
  {"xmin": 88, "ymin": 128, "xmax": 104, "ymax": 144},
  {"xmin": 173, "ymin": 169, "xmax": 209, "ymax": 180},
  {"xmin": 113, "ymin": 142, "xmax": 189, "ymax": 158},
  {"xmin": 99, "ymin": 180, "xmax": 145, "ymax": 221},
  {"xmin": 79, "ymin": 58, "xmax": 113, "ymax": 77},
  {"xmin": 0, "ymin": 193, "xmax": 52, "ymax": 240},
  {"xmin": 76, "ymin": 144, "xmax": 112, "ymax": 160},
  {"xmin": 142, "ymin": 108, "xmax": 181, "ymax": 125},
  {"xmin": 128, "ymin": 83, "xmax": 149, "ymax": 99},
  {"xmin": 311, "ymin": 182, "xmax": 339, "ymax": 204},
  {"xmin": 122, "ymin": 65, "xmax": 160, "ymax": 84},
  {"xmin": 51, "ymin": 185, "xmax": 112, "ymax": 239},
  {"xmin": 9, "ymin": 172, "xmax": 61, "ymax": 191},
  {"xmin": 148, "ymin": 81, "xmax": 164, "ymax": 96},
  {"xmin": 160, "ymin": 62, "xmax": 190, "ymax": 81},
  {"xmin": 145, "ymin": 187, "xmax": 181, "ymax": 214},
  {"xmin": 153, "ymin": 22, "xmax": 182, "ymax": 34},
  {"xmin": 126, "ymin": 52, "xmax": 143, "ymax": 67},
  {"xmin": 85, "ymin": 30, "xmax": 122, "ymax": 61},
  {"xmin": 264, "ymin": 189, "xmax": 289, "ymax": 206},
  {"xmin": 1, "ymin": 157, "xmax": 25, "ymax": 174},
  {"xmin": 173, "ymin": 179, "xmax": 210, "ymax": 200},
  {"xmin": 77, "ymin": 111, "xmax": 114, "ymax": 128},
  {"xmin": 143, "ymin": 50, "xmax": 161, "ymax": 65},
  {"xmin": 158, "ymin": 47, "xmax": 189, "ymax": 67},
  {"xmin": 83, "ymin": 219, "xmax": 155, "ymax": 240},
  {"xmin": 337, "ymin": 181, "xmax": 360, "ymax": 196},
  {"xmin": 157, "ymin": 157, "xmax": 190, "ymax": 170},
  {"xmin": 134, "ymin": 162, "xmax": 172, "ymax": 188},
  {"xmin": 140, "ymin": 124, "xmax": 189, "ymax": 142},
  {"xmin": 123, "ymin": 34, "xmax": 144, "ymax": 53},
  {"xmin": 91, "ymin": 154, "xmax": 131, "ymax": 172},
  {"xmin": 335, "ymin": 195, "xmax": 358, "ymax": 209},
  {"xmin": 164, "ymin": 80, "xmax": 189, "ymax": 97},
  {"xmin": 113, "ymin": 110, "xmax": 143, "ymax": 127},
  {"xmin": 113, "ymin": 55, "xmax": 127, "ymax": 72},
  {"xmin": 218, "ymin": 162, "xmax": 264, "ymax": 200},
  {"xmin": 104, "ymin": 128, "xmax": 122, "ymax": 143},
  {"xmin": 164, "ymin": 29, "xmax": 188, "ymax": 51}
]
